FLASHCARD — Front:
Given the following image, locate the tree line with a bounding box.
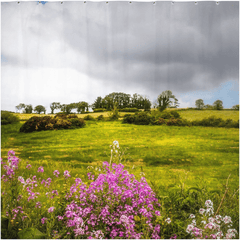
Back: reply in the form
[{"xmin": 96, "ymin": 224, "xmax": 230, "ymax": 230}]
[{"xmin": 15, "ymin": 90, "xmax": 239, "ymax": 114}]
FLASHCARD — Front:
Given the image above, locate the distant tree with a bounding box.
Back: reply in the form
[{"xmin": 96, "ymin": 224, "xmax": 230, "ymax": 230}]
[
  {"xmin": 34, "ymin": 105, "xmax": 46, "ymax": 114},
  {"xmin": 77, "ymin": 102, "xmax": 89, "ymax": 113},
  {"xmin": 15, "ymin": 103, "xmax": 25, "ymax": 113},
  {"xmin": 143, "ymin": 98, "xmax": 152, "ymax": 111},
  {"xmin": 50, "ymin": 102, "xmax": 61, "ymax": 114},
  {"xmin": 213, "ymin": 100, "xmax": 223, "ymax": 110},
  {"xmin": 204, "ymin": 104, "xmax": 213, "ymax": 110},
  {"xmin": 232, "ymin": 104, "xmax": 239, "ymax": 110},
  {"xmin": 157, "ymin": 90, "xmax": 178, "ymax": 112},
  {"xmin": 92, "ymin": 97, "xmax": 103, "ymax": 109},
  {"xmin": 195, "ymin": 99, "xmax": 204, "ymax": 110},
  {"xmin": 24, "ymin": 105, "xmax": 33, "ymax": 114},
  {"xmin": 60, "ymin": 103, "xmax": 77, "ymax": 114}
]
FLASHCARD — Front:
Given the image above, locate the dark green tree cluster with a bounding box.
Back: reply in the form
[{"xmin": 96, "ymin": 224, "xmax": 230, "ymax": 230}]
[
  {"xmin": 92, "ymin": 92, "xmax": 151, "ymax": 111},
  {"xmin": 195, "ymin": 99, "xmax": 225, "ymax": 110}
]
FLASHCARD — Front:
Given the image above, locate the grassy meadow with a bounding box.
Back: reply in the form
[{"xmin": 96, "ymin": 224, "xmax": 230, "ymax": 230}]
[{"xmin": 1, "ymin": 109, "xmax": 239, "ymax": 238}]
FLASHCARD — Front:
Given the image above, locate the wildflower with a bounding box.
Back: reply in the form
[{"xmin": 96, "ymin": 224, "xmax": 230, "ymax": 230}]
[
  {"xmin": 41, "ymin": 217, "xmax": 47, "ymax": 224},
  {"xmin": 18, "ymin": 176, "xmax": 25, "ymax": 184},
  {"xmin": 223, "ymin": 216, "xmax": 232, "ymax": 224},
  {"xmin": 189, "ymin": 214, "xmax": 195, "ymax": 218},
  {"xmin": 165, "ymin": 218, "xmax": 171, "ymax": 224},
  {"xmin": 155, "ymin": 210, "xmax": 160, "ymax": 216},
  {"xmin": 53, "ymin": 170, "xmax": 60, "ymax": 177},
  {"xmin": 26, "ymin": 164, "xmax": 32, "ymax": 169},
  {"xmin": 199, "ymin": 208, "xmax": 205, "ymax": 215},
  {"xmin": 64, "ymin": 170, "xmax": 71, "ymax": 179},
  {"xmin": 48, "ymin": 207, "xmax": 55, "ymax": 213},
  {"xmin": 37, "ymin": 166, "xmax": 44, "ymax": 173}
]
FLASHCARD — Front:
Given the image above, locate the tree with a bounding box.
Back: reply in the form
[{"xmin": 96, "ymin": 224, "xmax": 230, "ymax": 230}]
[
  {"xmin": 232, "ymin": 104, "xmax": 239, "ymax": 110},
  {"xmin": 195, "ymin": 99, "xmax": 204, "ymax": 110},
  {"xmin": 204, "ymin": 104, "xmax": 213, "ymax": 110},
  {"xmin": 213, "ymin": 100, "xmax": 223, "ymax": 110},
  {"xmin": 60, "ymin": 103, "xmax": 77, "ymax": 114},
  {"xmin": 157, "ymin": 90, "xmax": 178, "ymax": 112},
  {"xmin": 15, "ymin": 103, "xmax": 25, "ymax": 113},
  {"xmin": 24, "ymin": 105, "xmax": 33, "ymax": 114},
  {"xmin": 77, "ymin": 102, "xmax": 89, "ymax": 114},
  {"xmin": 34, "ymin": 105, "xmax": 46, "ymax": 114},
  {"xmin": 50, "ymin": 102, "xmax": 61, "ymax": 114}
]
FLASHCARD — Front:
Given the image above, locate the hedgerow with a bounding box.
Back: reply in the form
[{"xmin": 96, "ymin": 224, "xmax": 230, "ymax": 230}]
[{"xmin": 1, "ymin": 111, "xmax": 20, "ymax": 125}]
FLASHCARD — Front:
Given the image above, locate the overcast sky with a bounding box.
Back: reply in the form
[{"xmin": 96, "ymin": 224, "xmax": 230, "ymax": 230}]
[{"xmin": 1, "ymin": 1, "xmax": 239, "ymax": 112}]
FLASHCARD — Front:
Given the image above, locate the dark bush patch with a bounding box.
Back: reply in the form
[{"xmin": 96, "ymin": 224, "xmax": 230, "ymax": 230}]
[
  {"xmin": 122, "ymin": 114, "xmax": 136, "ymax": 124},
  {"xmin": 20, "ymin": 115, "xmax": 85, "ymax": 133},
  {"xmin": 83, "ymin": 115, "xmax": 96, "ymax": 121},
  {"xmin": 96, "ymin": 115, "xmax": 105, "ymax": 121},
  {"xmin": 1, "ymin": 111, "xmax": 20, "ymax": 125},
  {"xmin": 134, "ymin": 112, "xmax": 153, "ymax": 125}
]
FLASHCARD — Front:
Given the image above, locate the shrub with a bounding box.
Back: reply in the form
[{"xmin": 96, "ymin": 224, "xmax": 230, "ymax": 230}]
[
  {"xmin": 96, "ymin": 115, "xmax": 105, "ymax": 121},
  {"xmin": 134, "ymin": 112, "xmax": 153, "ymax": 125},
  {"xmin": 119, "ymin": 108, "xmax": 139, "ymax": 112},
  {"xmin": 83, "ymin": 115, "xmax": 96, "ymax": 121},
  {"xmin": 67, "ymin": 114, "xmax": 78, "ymax": 119},
  {"xmin": 1, "ymin": 111, "xmax": 20, "ymax": 125},
  {"xmin": 20, "ymin": 115, "xmax": 85, "ymax": 133},
  {"xmin": 54, "ymin": 113, "xmax": 68, "ymax": 119},
  {"xmin": 93, "ymin": 108, "xmax": 106, "ymax": 112},
  {"xmin": 169, "ymin": 110, "xmax": 181, "ymax": 119},
  {"xmin": 122, "ymin": 114, "xmax": 136, "ymax": 124},
  {"xmin": 166, "ymin": 118, "xmax": 191, "ymax": 126},
  {"xmin": 69, "ymin": 118, "xmax": 86, "ymax": 128},
  {"xmin": 192, "ymin": 116, "xmax": 239, "ymax": 128},
  {"xmin": 153, "ymin": 117, "xmax": 166, "ymax": 125}
]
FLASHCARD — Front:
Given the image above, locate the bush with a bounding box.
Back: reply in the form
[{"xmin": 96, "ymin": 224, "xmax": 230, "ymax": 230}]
[
  {"xmin": 54, "ymin": 113, "xmax": 68, "ymax": 119},
  {"xmin": 83, "ymin": 115, "xmax": 96, "ymax": 121},
  {"xmin": 67, "ymin": 114, "xmax": 78, "ymax": 119},
  {"xmin": 69, "ymin": 118, "xmax": 86, "ymax": 128},
  {"xmin": 169, "ymin": 110, "xmax": 181, "ymax": 119},
  {"xmin": 93, "ymin": 108, "xmax": 106, "ymax": 112},
  {"xmin": 1, "ymin": 111, "xmax": 20, "ymax": 125},
  {"xmin": 122, "ymin": 114, "xmax": 136, "ymax": 124},
  {"xmin": 192, "ymin": 116, "xmax": 239, "ymax": 128},
  {"xmin": 119, "ymin": 108, "xmax": 139, "ymax": 112},
  {"xmin": 153, "ymin": 117, "xmax": 166, "ymax": 125},
  {"xmin": 20, "ymin": 115, "xmax": 85, "ymax": 133},
  {"xmin": 134, "ymin": 112, "xmax": 153, "ymax": 125},
  {"xmin": 166, "ymin": 118, "xmax": 190, "ymax": 126},
  {"xmin": 96, "ymin": 115, "xmax": 105, "ymax": 121}
]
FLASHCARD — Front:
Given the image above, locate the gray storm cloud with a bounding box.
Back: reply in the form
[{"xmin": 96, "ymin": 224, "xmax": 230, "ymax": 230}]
[{"xmin": 1, "ymin": 1, "xmax": 239, "ymax": 110}]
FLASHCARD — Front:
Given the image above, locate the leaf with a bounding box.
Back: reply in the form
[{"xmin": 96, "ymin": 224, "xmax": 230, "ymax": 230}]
[{"xmin": 18, "ymin": 227, "xmax": 46, "ymax": 239}]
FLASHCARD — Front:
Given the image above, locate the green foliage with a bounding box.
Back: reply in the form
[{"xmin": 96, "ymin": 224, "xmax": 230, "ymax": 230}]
[
  {"xmin": 50, "ymin": 102, "xmax": 61, "ymax": 114},
  {"xmin": 166, "ymin": 118, "xmax": 190, "ymax": 126},
  {"xmin": 134, "ymin": 112, "xmax": 153, "ymax": 125},
  {"xmin": 93, "ymin": 108, "xmax": 106, "ymax": 112},
  {"xmin": 232, "ymin": 104, "xmax": 239, "ymax": 110},
  {"xmin": 119, "ymin": 108, "xmax": 139, "ymax": 112},
  {"xmin": 15, "ymin": 103, "xmax": 25, "ymax": 113},
  {"xmin": 96, "ymin": 115, "xmax": 105, "ymax": 121},
  {"xmin": 83, "ymin": 115, "xmax": 96, "ymax": 121},
  {"xmin": 122, "ymin": 114, "xmax": 136, "ymax": 124},
  {"xmin": 1, "ymin": 111, "xmax": 20, "ymax": 125},
  {"xmin": 213, "ymin": 100, "xmax": 224, "ymax": 110},
  {"xmin": 195, "ymin": 99, "xmax": 204, "ymax": 110},
  {"xmin": 108, "ymin": 103, "xmax": 120, "ymax": 120},
  {"xmin": 24, "ymin": 105, "xmax": 33, "ymax": 114},
  {"xmin": 153, "ymin": 117, "xmax": 166, "ymax": 125},
  {"xmin": 192, "ymin": 116, "xmax": 239, "ymax": 128},
  {"xmin": 19, "ymin": 115, "xmax": 85, "ymax": 133},
  {"xmin": 18, "ymin": 228, "xmax": 46, "ymax": 239},
  {"xmin": 157, "ymin": 90, "xmax": 179, "ymax": 112},
  {"xmin": 34, "ymin": 105, "xmax": 46, "ymax": 114}
]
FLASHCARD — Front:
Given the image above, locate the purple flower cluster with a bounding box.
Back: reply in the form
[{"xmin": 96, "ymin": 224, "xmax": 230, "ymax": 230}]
[
  {"xmin": 1, "ymin": 150, "xmax": 20, "ymax": 181},
  {"xmin": 60, "ymin": 162, "xmax": 161, "ymax": 239}
]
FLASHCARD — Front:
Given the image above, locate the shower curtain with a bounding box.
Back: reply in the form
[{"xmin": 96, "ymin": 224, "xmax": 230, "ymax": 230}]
[{"xmin": 1, "ymin": 1, "xmax": 239, "ymax": 111}]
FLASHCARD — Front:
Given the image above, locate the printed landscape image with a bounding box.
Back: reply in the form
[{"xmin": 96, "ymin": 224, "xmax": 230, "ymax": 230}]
[{"xmin": 1, "ymin": 1, "xmax": 239, "ymax": 239}]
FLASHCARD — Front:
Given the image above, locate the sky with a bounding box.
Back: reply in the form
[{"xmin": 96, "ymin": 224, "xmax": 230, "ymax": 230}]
[{"xmin": 1, "ymin": 1, "xmax": 239, "ymax": 112}]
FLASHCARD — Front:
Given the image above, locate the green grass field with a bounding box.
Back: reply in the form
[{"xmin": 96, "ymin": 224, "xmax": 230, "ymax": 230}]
[{"xmin": 2, "ymin": 116, "xmax": 239, "ymax": 192}]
